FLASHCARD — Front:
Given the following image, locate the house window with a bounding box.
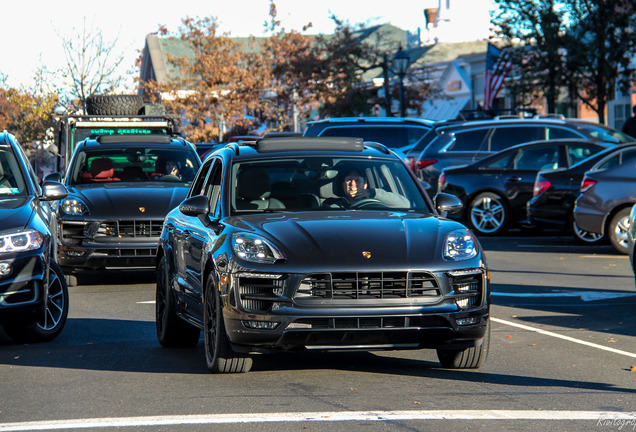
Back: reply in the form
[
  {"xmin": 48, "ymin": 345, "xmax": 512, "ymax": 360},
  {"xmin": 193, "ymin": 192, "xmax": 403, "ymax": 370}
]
[{"xmin": 614, "ymin": 104, "xmax": 631, "ymax": 130}]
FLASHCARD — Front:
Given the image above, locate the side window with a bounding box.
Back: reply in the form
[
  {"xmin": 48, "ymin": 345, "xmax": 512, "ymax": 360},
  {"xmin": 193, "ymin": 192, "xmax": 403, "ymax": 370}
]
[
  {"xmin": 547, "ymin": 127, "xmax": 583, "ymax": 140},
  {"xmin": 189, "ymin": 158, "xmax": 213, "ymax": 198},
  {"xmin": 204, "ymin": 161, "xmax": 223, "ymax": 217},
  {"xmin": 490, "ymin": 126, "xmax": 545, "ymax": 152},
  {"xmin": 567, "ymin": 144, "xmax": 600, "ymax": 166},
  {"xmin": 484, "ymin": 152, "xmax": 515, "ymax": 169},
  {"xmin": 446, "ymin": 129, "xmax": 490, "ymax": 151},
  {"xmin": 514, "ymin": 145, "xmax": 560, "ymax": 170},
  {"xmin": 619, "ymin": 149, "xmax": 636, "ymax": 165}
]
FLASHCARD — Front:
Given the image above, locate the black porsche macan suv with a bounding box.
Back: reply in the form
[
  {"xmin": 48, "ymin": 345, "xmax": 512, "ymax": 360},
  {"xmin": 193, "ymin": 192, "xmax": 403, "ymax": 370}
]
[
  {"xmin": 0, "ymin": 130, "xmax": 70, "ymax": 342},
  {"xmin": 55, "ymin": 135, "xmax": 200, "ymax": 284},
  {"xmin": 156, "ymin": 137, "xmax": 490, "ymax": 373}
]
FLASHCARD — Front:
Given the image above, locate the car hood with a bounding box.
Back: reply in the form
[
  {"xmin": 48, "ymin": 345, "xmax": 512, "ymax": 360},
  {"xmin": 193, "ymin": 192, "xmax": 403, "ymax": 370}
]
[
  {"xmin": 226, "ymin": 211, "xmax": 470, "ymax": 269},
  {"xmin": 70, "ymin": 183, "xmax": 189, "ymax": 218},
  {"xmin": 0, "ymin": 196, "xmax": 34, "ymax": 231}
]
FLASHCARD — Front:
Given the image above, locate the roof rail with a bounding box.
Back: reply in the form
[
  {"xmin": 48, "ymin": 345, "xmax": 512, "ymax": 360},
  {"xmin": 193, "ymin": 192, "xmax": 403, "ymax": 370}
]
[
  {"xmin": 363, "ymin": 141, "xmax": 391, "ymax": 154},
  {"xmin": 256, "ymin": 137, "xmax": 364, "ymax": 153},
  {"xmin": 533, "ymin": 114, "xmax": 565, "ymax": 120}
]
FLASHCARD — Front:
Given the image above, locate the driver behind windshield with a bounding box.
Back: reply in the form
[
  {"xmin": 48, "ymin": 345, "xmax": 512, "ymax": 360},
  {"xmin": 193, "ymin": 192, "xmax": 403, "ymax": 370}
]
[{"xmin": 325, "ymin": 168, "xmax": 410, "ymax": 208}]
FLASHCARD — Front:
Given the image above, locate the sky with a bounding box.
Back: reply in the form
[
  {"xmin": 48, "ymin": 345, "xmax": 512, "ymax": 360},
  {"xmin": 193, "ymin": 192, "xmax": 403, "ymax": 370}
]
[{"xmin": 1, "ymin": 0, "xmax": 494, "ymax": 89}]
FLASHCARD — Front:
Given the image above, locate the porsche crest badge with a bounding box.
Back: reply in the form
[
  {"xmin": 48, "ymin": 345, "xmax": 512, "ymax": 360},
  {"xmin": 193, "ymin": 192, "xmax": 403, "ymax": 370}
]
[
  {"xmin": 362, "ymin": 251, "xmax": 372, "ymax": 259},
  {"xmin": 139, "ymin": 207, "xmax": 146, "ymax": 213}
]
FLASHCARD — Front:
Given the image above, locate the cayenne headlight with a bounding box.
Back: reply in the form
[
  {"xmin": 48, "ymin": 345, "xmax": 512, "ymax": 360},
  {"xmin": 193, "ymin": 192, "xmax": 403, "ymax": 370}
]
[
  {"xmin": 0, "ymin": 229, "xmax": 45, "ymax": 253},
  {"xmin": 232, "ymin": 233, "xmax": 284, "ymax": 264},
  {"xmin": 61, "ymin": 197, "xmax": 88, "ymax": 215},
  {"xmin": 444, "ymin": 229, "xmax": 478, "ymax": 261}
]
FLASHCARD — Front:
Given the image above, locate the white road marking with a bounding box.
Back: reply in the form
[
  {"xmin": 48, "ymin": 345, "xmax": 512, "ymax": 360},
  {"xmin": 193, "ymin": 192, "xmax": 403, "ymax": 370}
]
[
  {"xmin": 492, "ymin": 290, "xmax": 636, "ymax": 301},
  {"xmin": 492, "ymin": 317, "xmax": 636, "ymax": 359},
  {"xmin": 0, "ymin": 411, "xmax": 635, "ymax": 431},
  {"xmin": 137, "ymin": 301, "xmax": 155, "ymax": 304}
]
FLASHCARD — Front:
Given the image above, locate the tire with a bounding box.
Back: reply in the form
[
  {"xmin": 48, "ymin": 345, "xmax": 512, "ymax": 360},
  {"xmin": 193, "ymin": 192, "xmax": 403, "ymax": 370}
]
[
  {"xmin": 85, "ymin": 94, "xmax": 144, "ymax": 116},
  {"xmin": 467, "ymin": 192, "xmax": 510, "ymax": 236},
  {"xmin": 155, "ymin": 256, "xmax": 200, "ymax": 348},
  {"xmin": 3, "ymin": 261, "xmax": 69, "ymax": 343},
  {"xmin": 437, "ymin": 319, "xmax": 490, "ymax": 369},
  {"xmin": 608, "ymin": 208, "xmax": 631, "ymax": 255},
  {"xmin": 203, "ymin": 273, "xmax": 252, "ymax": 373},
  {"xmin": 571, "ymin": 217, "xmax": 605, "ymax": 245}
]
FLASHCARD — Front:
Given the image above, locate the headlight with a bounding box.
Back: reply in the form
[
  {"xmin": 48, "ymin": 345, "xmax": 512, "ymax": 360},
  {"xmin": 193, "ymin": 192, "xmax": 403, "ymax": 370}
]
[
  {"xmin": 444, "ymin": 229, "xmax": 478, "ymax": 261},
  {"xmin": 0, "ymin": 229, "xmax": 45, "ymax": 253},
  {"xmin": 232, "ymin": 233, "xmax": 284, "ymax": 264},
  {"xmin": 61, "ymin": 197, "xmax": 88, "ymax": 215}
]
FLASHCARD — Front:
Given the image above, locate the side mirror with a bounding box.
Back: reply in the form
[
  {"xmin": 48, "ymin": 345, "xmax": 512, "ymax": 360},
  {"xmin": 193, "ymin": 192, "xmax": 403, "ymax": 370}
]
[
  {"xmin": 43, "ymin": 172, "xmax": 63, "ymax": 183},
  {"xmin": 41, "ymin": 181, "xmax": 68, "ymax": 201},
  {"xmin": 179, "ymin": 195, "xmax": 209, "ymax": 216},
  {"xmin": 434, "ymin": 192, "xmax": 463, "ymax": 217}
]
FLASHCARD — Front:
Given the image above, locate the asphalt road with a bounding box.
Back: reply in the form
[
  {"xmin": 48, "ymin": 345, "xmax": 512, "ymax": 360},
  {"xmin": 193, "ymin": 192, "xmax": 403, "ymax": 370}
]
[{"xmin": 1, "ymin": 233, "xmax": 635, "ymax": 432}]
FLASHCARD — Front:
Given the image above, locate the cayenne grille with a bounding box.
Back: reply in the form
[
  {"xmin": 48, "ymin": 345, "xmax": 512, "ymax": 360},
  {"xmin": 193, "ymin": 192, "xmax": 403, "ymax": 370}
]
[
  {"xmin": 98, "ymin": 220, "xmax": 163, "ymax": 238},
  {"xmin": 295, "ymin": 272, "xmax": 440, "ymax": 302},
  {"xmin": 292, "ymin": 316, "xmax": 449, "ymax": 329}
]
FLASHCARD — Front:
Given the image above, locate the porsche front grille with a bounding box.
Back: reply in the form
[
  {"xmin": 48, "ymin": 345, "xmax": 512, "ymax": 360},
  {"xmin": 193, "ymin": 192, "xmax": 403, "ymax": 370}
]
[
  {"xmin": 295, "ymin": 272, "xmax": 440, "ymax": 302},
  {"xmin": 98, "ymin": 220, "xmax": 163, "ymax": 238}
]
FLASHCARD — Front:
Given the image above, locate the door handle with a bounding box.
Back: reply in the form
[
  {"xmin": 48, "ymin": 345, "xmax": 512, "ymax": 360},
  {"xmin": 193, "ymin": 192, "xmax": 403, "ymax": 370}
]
[{"xmin": 506, "ymin": 176, "xmax": 522, "ymax": 182}]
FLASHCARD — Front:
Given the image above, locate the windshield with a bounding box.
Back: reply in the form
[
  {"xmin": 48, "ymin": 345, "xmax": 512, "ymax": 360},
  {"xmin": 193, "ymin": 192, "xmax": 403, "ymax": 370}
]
[
  {"xmin": 578, "ymin": 123, "xmax": 635, "ymax": 144},
  {"xmin": 68, "ymin": 146, "xmax": 200, "ymax": 185},
  {"xmin": 231, "ymin": 156, "xmax": 430, "ymax": 213},
  {"xmin": 0, "ymin": 146, "xmax": 27, "ymax": 196}
]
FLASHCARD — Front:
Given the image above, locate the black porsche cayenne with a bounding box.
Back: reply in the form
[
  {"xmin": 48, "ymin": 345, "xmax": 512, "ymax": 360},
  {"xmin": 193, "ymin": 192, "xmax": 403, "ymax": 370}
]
[
  {"xmin": 0, "ymin": 130, "xmax": 70, "ymax": 342},
  {"xmin": 156, "ymin": 137, "xmax": 490, "ymax": 373}
]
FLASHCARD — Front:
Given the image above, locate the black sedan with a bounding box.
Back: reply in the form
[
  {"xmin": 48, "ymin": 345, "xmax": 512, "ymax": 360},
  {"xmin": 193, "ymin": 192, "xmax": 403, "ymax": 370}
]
[
  {"xmin": 527, "ymin": 143, "xmax": 636, "ymax": 243},
  {"xmin": 438, "ymin": 139, "xmax": 610, "ymax": 236},
  {"xmin": 156, "ymin": 137, "xmax": 490, "ymax": 373},
  {"xmin": 0, "ymin": 131, "xmax": 70, "ymax": 342},
  {"xmin": 55, "ymin": 135, "xmax": 200, "ymax": 284},
  {"xmin": 573, "ymin": 158, "xmax": 636, "ymax": 254}
]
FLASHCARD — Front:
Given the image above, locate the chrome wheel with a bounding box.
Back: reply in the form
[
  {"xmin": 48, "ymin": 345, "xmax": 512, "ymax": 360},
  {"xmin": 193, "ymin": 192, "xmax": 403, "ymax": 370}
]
[
  {"xmin": 609, "ymin": 209, "xmax": 630, "ymax": 254},
  {"xmin": 469, "ymin": 192, "xmax": 509, "ymax": 236},
  {"xmin": 38, "ymin": 264, "xmax": 66, "ymax": 332},
  {"xmin": 572, "ymin": 220, "xmax": 604, "ymax": 244}
]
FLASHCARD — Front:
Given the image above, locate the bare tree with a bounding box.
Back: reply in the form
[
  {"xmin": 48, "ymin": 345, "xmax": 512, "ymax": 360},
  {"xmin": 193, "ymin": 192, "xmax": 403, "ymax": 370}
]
[{"xmin": 56, "ymin": 17, "xmax": 126, "ymax": 113}]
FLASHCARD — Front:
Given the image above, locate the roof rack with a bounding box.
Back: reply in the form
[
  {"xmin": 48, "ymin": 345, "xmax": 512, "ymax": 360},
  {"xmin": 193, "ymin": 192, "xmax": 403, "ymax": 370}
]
[
  {"xmin": 96, "ymin": 135, "xmax": 173, "ymax": 144},
  {"xmin": 363, "ymin": 141, "xmax": 391, "ymax": 154}
]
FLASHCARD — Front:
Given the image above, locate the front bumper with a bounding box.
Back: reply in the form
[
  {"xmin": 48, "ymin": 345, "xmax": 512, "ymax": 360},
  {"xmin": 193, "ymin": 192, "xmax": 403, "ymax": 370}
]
[
  {"xmin": 57, "ymin": 219, "xmax": 161, "ymax": 271},
  {"xmin": 221, "ymin": 267, "xmax": 490, "ymax": 354},
  {"xmin": 0, "ymin": 251, "xmax": 47, "ymax": 323}
]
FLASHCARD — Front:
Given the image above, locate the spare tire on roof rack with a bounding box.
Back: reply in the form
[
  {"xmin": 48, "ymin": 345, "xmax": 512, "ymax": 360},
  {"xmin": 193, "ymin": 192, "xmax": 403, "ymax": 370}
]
[{"xmin": 85, "ymin": 94, "xmax": 144, "ymax": 116}]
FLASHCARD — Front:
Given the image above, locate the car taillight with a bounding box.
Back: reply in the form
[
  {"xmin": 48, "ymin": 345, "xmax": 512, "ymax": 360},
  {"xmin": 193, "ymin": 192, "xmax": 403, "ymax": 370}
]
[
  {"xmin": 407, "ymin": 157, "xmax": 415, "ymax": 172},
  {"xmin": 532, "ymin": 179, "xmax": 551, "ymax": 197},
  {"xmin": 580, "ymin": 176, "xmax": 597, "ymax": 193},
  {"xmin": 417, "ymin": 159, "xmax": 438, "ymax": 170}
]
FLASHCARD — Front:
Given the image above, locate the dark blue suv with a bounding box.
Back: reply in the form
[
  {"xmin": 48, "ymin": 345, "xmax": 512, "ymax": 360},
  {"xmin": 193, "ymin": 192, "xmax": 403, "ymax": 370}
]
[{"xmin": 0, "ymin": 131, "xmax": 69, "ymax": 342}]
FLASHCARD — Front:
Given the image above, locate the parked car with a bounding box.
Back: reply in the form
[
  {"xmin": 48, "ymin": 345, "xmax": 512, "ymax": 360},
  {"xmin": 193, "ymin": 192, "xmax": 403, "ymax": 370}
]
[
  {"xmin": 303, "ymin": 117, "xmax": 436, "ymax": 159},
  {"xmin": 527, "ymin": 143, "xmax": 636, "ymax": 243},
  {"xmin": 438, "ymin": 139, "xmax": 609, "ymax": 236},
  {"xmin": 407, "ymin": 115, "xmax": 633, "ymax": 197},
  {"xmin": 0, "ymin": 130, "xmax": 70, "ymax": 342},
  {"xmin": 573, "ymin": 157, "xmax": 636, "ymax": 254},
  {"xmin": 55, "ymin": 135, "xmax": 201, "ymax": 285},
  {"xmin": 627, "ymin": 204, "xmax": 636, "ymax": 282},
  {"xmin": 156, "ymin": 137, "xmax": 490, "ymax": 373}
]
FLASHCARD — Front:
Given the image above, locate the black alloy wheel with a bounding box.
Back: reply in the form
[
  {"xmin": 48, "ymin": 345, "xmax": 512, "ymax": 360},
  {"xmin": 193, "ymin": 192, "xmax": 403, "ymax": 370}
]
[
  {"xmin": 155, "ymin": 256, "xmax": 200, "ymax": 348},
  {"xmin": 203, "ymin": 273, "xmax": 252, "ymax": 373},
  {"xmin": 3, "ymin": 261, "xmax": 69, "ymax": 343}
]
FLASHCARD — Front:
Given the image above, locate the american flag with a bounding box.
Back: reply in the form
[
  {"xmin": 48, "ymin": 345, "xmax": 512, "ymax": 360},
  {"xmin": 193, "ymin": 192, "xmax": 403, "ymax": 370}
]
[{"xmin": 484, "ymin": 43, "xmax": 512, "ymax": 110}]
